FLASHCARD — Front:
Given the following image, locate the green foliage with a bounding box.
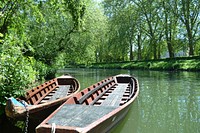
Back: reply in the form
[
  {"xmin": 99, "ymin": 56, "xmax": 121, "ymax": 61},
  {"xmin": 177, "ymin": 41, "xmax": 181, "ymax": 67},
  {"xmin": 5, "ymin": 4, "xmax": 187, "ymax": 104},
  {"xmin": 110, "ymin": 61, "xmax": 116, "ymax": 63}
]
[
  {"xmin": 0, "ymin": 33, "xmax": 37, "ymax": 115},
  {"xmin": 65, "ymin": 0, "xmax": 86, "ymax": 31},
  {"xmin": 30, "ymin": 58, "xmax": 48, "ymax": 80},
  {"xmin": 54, "ymin": 53, "xmax": 68, "ymax": 69},
  {"xmin": 0, "ymin": 33, "xmax": 3, "ymax": 41}
]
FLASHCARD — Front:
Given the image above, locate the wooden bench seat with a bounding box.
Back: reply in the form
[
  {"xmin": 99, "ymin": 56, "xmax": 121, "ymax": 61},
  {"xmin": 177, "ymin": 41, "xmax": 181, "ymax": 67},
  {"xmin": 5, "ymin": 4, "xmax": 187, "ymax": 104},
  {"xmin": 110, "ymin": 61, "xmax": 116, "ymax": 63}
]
[
  {"xmin": 89, "ymin": 84, "xmax": 116, "ymax": 105},
  {"xmin": 26, "ymin": 79, "xmax": 58, "ymax": 105},
  {"xmin": 74, "ymin": 79, "xmax": 115, "ymax": 105}
]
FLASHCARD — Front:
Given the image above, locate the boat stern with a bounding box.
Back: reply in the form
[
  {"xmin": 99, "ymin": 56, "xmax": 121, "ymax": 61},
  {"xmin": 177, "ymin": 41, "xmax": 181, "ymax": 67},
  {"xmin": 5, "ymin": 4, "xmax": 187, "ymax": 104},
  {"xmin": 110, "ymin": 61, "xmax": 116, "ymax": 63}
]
[{"xmin": 115, "ymin": 74, "xmax": 132, "ymax": 83}]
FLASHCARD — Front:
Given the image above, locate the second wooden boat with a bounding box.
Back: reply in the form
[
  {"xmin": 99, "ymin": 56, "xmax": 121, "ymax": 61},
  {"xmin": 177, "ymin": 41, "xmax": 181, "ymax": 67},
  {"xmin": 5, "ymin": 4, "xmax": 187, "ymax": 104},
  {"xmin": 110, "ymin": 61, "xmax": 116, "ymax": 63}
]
[
  {"xmin": 36, "ymin": 74, "xmax": 139, "ymax": 133},
  {"xmin": 5, "ymin": 75, "xmax": 80, "ymax": 121}
]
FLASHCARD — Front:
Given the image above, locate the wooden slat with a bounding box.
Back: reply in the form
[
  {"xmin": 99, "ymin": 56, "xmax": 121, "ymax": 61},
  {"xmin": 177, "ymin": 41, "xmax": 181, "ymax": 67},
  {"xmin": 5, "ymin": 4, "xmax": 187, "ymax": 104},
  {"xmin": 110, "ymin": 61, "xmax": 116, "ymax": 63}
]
[
  {"xmin": 100, "ymin": 84, "xmax": 128, "ymax": 106},
  {"xmin": 43, "ymin": 96, "xmax": 51, "ymax": 99},
  {"xmin": 78, "ymin": 79, "xmax": 115, "ymax": 104},
  {"xmin": 33, "ymin": 85, "xmax": 57, "ymax": 105},
  {"xmin": 89, "ymin": 84, "xmax": 116, "ymax": 105},
  {"xmin": 26, "ymin": 79, "xmax": 57, "ymax": 99},
  {"xmin": 47, "ymin": 85, "xmax": 70, "ymax": 101},
  {"xmin": 40, "ymin": 99, "xmax": 49, "ymax": 104}
]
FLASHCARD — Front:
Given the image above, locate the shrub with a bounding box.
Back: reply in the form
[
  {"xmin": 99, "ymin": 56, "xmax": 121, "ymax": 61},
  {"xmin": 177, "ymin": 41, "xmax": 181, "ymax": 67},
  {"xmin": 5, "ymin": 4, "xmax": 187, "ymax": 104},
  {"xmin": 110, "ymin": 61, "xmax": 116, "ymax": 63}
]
[{"xmin": 0, "ymin": 35, "xmax": 37, "ymax": 115}]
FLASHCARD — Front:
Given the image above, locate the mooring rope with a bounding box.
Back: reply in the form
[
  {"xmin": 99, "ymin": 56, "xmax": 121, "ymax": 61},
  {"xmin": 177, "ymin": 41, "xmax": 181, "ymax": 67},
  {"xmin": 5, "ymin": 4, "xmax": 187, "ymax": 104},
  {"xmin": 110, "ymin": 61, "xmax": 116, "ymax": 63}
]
[{"xmin": 51, "ymin": 123, "xmax": 56, "ymax": 133}]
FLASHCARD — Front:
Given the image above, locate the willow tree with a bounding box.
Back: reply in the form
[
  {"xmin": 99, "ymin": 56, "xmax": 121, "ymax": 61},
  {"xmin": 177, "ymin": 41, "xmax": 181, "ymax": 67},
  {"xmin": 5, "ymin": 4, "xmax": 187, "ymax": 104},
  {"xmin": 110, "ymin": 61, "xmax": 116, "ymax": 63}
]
[
  {"xmin": 25, "ymin": 0, "xmax": 88, "ymax": 77},
  {"xmin": 0, "ymin": 0, "xmax": 89, "ymax": 114}
]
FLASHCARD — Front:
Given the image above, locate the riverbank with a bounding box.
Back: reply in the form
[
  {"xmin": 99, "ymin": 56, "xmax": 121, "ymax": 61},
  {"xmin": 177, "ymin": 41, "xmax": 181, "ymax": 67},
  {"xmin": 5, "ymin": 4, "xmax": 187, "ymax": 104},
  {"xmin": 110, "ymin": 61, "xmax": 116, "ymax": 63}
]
[{"xmin": 89, "ymin": 56, "xmax": 200, "ymax": 71}]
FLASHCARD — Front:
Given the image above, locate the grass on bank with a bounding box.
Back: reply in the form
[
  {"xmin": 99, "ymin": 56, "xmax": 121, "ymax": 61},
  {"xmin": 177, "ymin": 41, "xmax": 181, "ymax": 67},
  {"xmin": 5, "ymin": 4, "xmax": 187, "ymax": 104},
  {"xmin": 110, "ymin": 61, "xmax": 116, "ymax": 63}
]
[{"xmin": 89, "ymin": 56, "xmax": 200, "ymax": 71}]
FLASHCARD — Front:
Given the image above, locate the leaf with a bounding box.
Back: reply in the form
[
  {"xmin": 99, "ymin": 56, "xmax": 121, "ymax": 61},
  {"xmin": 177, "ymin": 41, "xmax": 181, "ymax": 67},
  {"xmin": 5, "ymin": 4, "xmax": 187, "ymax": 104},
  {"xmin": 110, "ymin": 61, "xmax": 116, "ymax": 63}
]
[{"xmin": 0, "ymin": 33, "xmax": 3, "ymax": 37}]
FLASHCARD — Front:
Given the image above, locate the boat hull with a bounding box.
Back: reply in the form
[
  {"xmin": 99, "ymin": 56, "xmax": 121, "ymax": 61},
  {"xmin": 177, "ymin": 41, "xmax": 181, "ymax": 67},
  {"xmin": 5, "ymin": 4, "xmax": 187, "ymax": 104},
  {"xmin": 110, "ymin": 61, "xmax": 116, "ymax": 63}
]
[
  {"xmin": 5, "ymin": 75, "xmax": 80, "ymax": 121},
  {"xmin": 36, "ymin": 105, "xmax": 131, "ymax": 133},
  {"xmin": 83, "ymin": 104, "xmax": 132, "ymax": 133},
  {"xmin": 36, "ymin": 74, "xmax": 139, "ymax": 133}
]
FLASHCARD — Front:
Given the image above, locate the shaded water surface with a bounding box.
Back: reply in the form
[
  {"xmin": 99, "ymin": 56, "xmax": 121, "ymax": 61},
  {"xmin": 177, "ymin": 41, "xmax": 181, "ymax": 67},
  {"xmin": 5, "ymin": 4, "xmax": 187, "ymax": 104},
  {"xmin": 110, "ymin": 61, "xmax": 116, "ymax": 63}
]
[{"xmin": 58, "ymin": 68, "xmax": 200, "ymax": 133}]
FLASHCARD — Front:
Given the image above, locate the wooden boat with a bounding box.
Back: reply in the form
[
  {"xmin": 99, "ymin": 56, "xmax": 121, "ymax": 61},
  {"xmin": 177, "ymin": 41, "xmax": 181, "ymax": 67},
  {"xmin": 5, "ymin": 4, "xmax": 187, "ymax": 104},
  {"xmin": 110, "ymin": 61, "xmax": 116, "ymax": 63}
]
[
  {"xmin": 36, "ymin": 74, "xmax": 139, "ymax": 133},
  {"xmin": 5, "ymin": 75, "xmax": 80, "ymax": 121}
]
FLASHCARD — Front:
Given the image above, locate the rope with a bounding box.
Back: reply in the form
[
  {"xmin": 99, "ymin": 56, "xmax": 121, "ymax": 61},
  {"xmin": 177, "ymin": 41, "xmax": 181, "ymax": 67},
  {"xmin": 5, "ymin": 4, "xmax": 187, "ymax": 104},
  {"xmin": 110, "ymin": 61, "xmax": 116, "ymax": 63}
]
[{"xmin": 51, "ymin": 123, "xmax": 56, "ymax": 133}]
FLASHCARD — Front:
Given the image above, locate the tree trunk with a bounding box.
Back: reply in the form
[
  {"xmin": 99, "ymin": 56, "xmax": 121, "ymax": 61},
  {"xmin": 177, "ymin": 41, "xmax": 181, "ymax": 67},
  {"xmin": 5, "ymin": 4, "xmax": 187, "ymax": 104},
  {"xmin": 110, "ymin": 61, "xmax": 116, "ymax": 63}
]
[
  {"xmin": 152, "ymin": 39, "xmax": 157, "ymax": 59},
  {"xmin": 180, "ymin": 0, "xmax": 195, "ymax": 56},
  {"xmin": 167, "ymin": 42, "xmax": 174, "ymax": 58},
  {"xmin": 186, "ymin": 25, "xmax": 194, "ymax": 56},
  {"xmin": 129, "ymin": 39, "xmax": 133, "ymax": 61},
  {"xmin": 137, "ymin": 34, "xmax": 142, "ymax": 60}
]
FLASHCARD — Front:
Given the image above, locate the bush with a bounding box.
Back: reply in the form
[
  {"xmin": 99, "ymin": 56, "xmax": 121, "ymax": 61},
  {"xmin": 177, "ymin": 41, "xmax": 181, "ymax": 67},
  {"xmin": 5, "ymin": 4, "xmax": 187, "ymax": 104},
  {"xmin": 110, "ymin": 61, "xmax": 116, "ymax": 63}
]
[
  {"xmin": 31, "ymin": 58, "xmax": 48, "ymax": 80},
  {"xmin": 0, "ymin": 35, "xmax": 37, "ymax": 115}
]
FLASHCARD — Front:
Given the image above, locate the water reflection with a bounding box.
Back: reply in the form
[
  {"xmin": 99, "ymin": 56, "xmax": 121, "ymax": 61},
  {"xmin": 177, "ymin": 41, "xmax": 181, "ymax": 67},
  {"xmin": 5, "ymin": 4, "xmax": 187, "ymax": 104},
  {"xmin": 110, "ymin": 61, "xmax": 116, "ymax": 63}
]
[{"xmin": 58, "ymin": 69, "xmax": 200, "ymax": 133}]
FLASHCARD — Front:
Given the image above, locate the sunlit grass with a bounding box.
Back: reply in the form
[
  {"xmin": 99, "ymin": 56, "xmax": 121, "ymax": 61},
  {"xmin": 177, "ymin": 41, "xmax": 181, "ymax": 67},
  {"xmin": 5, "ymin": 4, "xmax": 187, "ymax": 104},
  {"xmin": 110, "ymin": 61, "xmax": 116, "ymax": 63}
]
[{"xmin": 90, "ymin": 57, "xmax": 200, "ymax": 71}]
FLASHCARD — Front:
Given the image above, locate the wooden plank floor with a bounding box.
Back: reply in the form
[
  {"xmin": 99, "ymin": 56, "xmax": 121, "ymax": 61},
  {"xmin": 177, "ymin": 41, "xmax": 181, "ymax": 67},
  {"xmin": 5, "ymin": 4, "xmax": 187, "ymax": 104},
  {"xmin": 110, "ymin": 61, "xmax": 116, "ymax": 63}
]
[
  {"xmin": 40, "ymin": 85, "xmax": 70, "ymax": 103},
  {"xmin": 48, "ymin": 85, "xmax": 71, "ymax": 101},
  {"xmin": 47, "ymin": 104, "xmax": 117, "ymax": 127},
  {"xmin": 100, "ymin": 84, "xmax": 128, "ymax": 106}
]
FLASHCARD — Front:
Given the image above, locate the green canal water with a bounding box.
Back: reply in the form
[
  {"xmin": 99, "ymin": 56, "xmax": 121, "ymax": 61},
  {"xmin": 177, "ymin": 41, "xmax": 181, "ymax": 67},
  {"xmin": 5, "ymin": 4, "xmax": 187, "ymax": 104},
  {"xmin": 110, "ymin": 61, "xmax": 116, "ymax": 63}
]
[{"xmin": 58, "ymin": 68, "xmax": 200, "ymax": 133}]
